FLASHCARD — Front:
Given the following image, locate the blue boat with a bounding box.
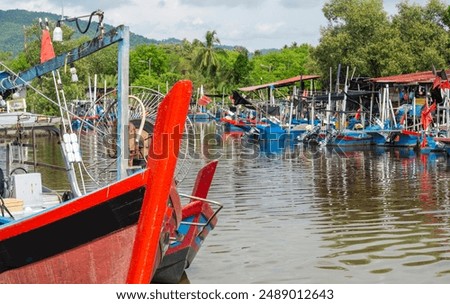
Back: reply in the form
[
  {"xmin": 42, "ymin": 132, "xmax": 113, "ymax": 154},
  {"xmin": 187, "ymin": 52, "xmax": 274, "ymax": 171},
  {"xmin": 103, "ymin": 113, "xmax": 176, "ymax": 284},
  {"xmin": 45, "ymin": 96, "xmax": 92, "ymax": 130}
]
[
  {"xmin": 433, "ymin": 137, "xmax": 450, "ymax": 155},
  {"xmin": 322, "ymin": 129, "xmax": 374, "ymax": 146},
  {"xmin": 188, "ymin": 112, "xmax": 215, "ymax": 122}
]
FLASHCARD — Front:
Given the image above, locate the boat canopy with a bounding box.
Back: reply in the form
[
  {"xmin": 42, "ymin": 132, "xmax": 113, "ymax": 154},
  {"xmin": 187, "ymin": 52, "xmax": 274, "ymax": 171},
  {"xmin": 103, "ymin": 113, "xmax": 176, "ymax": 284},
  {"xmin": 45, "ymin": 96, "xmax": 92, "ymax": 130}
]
[
  {"xmin": 312, "ymin": 90, "xmax": 379, "ymax": 102},
  {"xmin": 370, "ymin": 70, "xmax": 449, "ymax": 85},
  {"xmin": 239, "ymin": 75, "xmax": 320, "ymax": 92},
  {"xmin": 231, "ymin": 91, "xmax": 256, "ymax": 109}
]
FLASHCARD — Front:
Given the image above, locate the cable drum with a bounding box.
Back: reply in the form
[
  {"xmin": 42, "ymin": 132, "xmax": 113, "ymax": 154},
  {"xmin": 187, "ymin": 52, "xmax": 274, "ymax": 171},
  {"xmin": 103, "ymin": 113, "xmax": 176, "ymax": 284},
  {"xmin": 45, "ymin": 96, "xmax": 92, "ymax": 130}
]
[{"xmin": 74, "ymin": 86, "xmax": 195, "ymax": 190}]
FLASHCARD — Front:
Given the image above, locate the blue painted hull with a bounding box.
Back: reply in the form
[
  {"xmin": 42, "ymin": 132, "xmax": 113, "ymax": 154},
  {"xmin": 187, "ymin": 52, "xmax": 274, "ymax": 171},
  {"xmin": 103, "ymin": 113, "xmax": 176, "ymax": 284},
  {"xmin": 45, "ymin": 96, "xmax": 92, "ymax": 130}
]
[
  {"xmin": 325, "ymin": 131, "xmax": 373, "ymax": 147},
  {"xmin": 254, "ymin": 122, "xmax": 300, "ymax": 143},
  {"xmin": 389, "ymin": 132, "xmax": 419, "ymax": 147},
  {"xmin": 188, "ymin": 113, "xmax": 214, "ymax": 122},
  {"xmin": 420, "ymin": 135, "xmax": 448, "ymax": 155},
  {"xmin": 365, "ymin": 129, "xmax": 419, "ymax": 147},
  {"xmin": 366, "ymin": 131, "xmax": 387, "ymax": 145}
]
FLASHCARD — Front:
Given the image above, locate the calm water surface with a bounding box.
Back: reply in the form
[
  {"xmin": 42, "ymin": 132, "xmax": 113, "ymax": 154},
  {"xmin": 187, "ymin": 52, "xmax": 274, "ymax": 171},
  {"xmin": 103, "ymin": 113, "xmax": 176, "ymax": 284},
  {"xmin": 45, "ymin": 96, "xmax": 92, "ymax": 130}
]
[
  {"xmin": 178, "ymin": 123, "xmax": 450, "ymax": 284},
  {"xmin": 2, "ymin": 123, "xmax": 450, "ymax": 284}
]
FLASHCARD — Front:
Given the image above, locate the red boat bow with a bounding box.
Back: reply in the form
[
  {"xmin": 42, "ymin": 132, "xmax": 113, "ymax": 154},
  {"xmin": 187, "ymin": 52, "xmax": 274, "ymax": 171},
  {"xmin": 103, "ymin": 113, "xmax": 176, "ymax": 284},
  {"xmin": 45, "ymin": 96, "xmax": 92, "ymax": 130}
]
[{"xmin": 127, "ymin": 80, "xmax": 192, "ymax": 283}]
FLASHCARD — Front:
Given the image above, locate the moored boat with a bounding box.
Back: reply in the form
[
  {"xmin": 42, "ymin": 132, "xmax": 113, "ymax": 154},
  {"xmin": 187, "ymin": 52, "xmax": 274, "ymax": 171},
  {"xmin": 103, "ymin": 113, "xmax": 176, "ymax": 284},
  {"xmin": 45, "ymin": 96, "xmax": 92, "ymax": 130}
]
[
  {"xmin": 0, "ymin": 80, "xmax": 193, "ymax": 283},
  {"xmin": 433, "ymin": 136, "xmax": 450, "ymax": 155},
  {"xmin": 321, "ymin": 129, "xmax": 374, "ymax": 146},
  {"xmin": 152, "ymin": 160, "xmax": 222, "ymax": 283}
]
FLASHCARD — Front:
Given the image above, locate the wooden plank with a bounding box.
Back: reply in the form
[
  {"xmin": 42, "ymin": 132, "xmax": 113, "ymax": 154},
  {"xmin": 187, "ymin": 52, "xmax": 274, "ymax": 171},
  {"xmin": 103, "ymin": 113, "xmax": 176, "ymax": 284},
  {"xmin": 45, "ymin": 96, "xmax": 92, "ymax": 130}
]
[{"xmin": 2, "ymin": 198, "xmax": 24, "ymax": 212}]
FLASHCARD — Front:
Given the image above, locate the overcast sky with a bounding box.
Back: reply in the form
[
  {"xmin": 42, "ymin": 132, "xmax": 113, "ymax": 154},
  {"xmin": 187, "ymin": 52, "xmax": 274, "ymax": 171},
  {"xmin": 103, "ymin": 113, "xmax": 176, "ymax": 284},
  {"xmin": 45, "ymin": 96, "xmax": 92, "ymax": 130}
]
[{"xmin": 0, "ymin": 0, "xmax": 442, "ymax": 51}]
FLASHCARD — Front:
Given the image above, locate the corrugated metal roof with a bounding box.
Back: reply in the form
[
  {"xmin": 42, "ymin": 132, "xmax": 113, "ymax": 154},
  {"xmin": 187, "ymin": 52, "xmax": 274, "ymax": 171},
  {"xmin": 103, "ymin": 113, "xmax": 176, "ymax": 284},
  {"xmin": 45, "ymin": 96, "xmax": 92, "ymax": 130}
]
[
  {"xmin": 239, "ymin": 75, "xmax": 320, "ymax": 92},
  {"xmin": 370, "ymin": 70, "xmax": 447, "ymax": 84}
]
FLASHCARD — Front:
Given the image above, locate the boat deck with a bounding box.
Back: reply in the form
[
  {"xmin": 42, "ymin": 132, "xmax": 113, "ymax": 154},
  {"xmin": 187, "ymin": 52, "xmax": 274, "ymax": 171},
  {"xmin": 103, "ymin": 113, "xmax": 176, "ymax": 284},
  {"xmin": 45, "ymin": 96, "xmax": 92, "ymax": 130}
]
[{"xmin": 2, "ymin": 192, "xmax": 62, "ymax": 221}]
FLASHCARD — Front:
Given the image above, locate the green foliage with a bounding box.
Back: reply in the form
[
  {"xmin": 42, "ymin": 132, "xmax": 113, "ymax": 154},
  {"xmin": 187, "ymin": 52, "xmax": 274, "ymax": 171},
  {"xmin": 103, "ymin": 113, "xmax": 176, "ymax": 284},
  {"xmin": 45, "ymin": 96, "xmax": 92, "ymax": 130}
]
[
  {"xmin": 315, "ymin": 0, "xmax": 450, "ymax": 86},
  {"xmin": 316, "ymin": 0, "xmax": 391, "ymax": 82},
  {"xmin": 8, "ymin": 52, "xmax": 30, "ymax": 72},
  {"xmin": 79, "ymin": 45, "xmax": 118, "ymax": 77},
  {"xmin": 392, "ymin": 0, "xmax": 450, "ymax": 71},
  {"xmin": 130, "ymin": 44, "xmax": 168, "ymax": 80},
  {"xmin": 232, "ymin": 48, "xmax": 251, "ymax": 86},
  {"xmin": 249, "ymin": 44, "xmax": 315, "ymax": 84},
  {"xmin": 0, "ymin": 51, "xmax": 13, "ymax": 63},
  {"xmin": 193, "ymin": 30, "xmax": 226, "ymax": 80}
]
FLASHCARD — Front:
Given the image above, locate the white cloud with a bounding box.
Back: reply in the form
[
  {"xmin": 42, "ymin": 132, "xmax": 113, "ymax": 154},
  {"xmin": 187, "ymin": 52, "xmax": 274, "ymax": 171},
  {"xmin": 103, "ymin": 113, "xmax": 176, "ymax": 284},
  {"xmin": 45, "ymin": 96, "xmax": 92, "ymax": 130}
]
[
  {"xmin": 255, "ymin": 22, "xmax": 285, "ymax": 36},
  {"xmin": 179, "ymin": 0, "xmax": 265, "ymax": 8},
  {"xmin": 278, "ymin": 0, "xmax": 322, "ymax": 9},
  {"xmin": 191, "ymin": 17, "xmax": 204, "ymax": 26}
]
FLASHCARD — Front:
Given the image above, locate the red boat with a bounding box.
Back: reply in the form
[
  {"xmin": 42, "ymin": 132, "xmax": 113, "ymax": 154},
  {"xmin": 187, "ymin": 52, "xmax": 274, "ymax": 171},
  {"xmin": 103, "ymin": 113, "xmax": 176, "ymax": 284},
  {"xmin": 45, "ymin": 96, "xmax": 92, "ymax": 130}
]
[
  {"xmin": 152, "ymin": 160, "xmax": 222, "ymax": 283},
  {"xmin": 0, "ymin": 80, "xmax": 192, "ymax": 283}
]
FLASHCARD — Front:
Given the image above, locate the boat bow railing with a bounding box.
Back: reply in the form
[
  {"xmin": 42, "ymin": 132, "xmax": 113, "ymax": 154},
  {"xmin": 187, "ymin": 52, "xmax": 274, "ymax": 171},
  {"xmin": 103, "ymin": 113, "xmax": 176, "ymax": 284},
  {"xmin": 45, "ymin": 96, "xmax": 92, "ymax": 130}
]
[{"xmin": 178, "ymin": 193, "xmax": 223, "ymax": 237}]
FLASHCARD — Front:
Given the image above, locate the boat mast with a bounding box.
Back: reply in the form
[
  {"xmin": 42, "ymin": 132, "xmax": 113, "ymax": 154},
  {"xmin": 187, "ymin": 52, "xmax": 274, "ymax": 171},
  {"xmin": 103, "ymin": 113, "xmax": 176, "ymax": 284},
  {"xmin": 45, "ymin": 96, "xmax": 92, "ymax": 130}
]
[
  {"xmin": 117, "ymin": 26, "xmax": 130, "ymax": 180},
  {"xmin": 326, "ymin": 67, "xmax": 332, "ymax": 131},
  {"xmin": 340, "ymin": 66, "xmax": 349, "ymax": 132}
]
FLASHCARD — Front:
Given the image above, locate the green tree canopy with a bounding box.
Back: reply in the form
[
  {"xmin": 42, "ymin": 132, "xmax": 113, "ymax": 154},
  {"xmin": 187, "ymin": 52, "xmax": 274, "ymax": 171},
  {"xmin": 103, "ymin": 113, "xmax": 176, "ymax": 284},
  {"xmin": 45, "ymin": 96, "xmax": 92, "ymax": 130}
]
[
  {"xmin": 193, "ymin": 30, "xmax": 225, "ymax": 80},
  {"xmin": 391, "ymin": 0, "xmax": 450, "ymax": 72},
  {"xmin": 249, "ymin": 44, "xmax": 315, "ymax": 85},
  {"xmin": 129, "ymin": 44, "xmax": 170, "ymax": 90},
  {"xmin": 315, "ymin": 0, "xmax": 392, "ymax": 82},
  {"xmin": 314, "ymin": 0, "xmax": 450, "ymax": 85}
]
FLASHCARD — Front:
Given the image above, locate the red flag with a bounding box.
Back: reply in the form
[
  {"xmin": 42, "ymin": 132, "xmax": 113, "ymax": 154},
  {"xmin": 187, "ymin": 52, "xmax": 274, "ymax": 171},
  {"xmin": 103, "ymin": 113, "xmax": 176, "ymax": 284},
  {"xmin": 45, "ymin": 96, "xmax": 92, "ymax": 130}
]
[
  {"xmin": 400, "ymin": 112, "xmax": 407, "ymax": 125},
  {"xmin": 430, "ymin": 102, "xmax": 437, "ymax": 112},
  {"xmin": 198, "ymin": 95, "xmax": 212, "ymax": 106},
  {"xmin": 355, "ymin": 107, "xmax": 362, "ymax": 120},
  {"xmin": 420, "ymin": 133, "xmax": 428, "ymax": 148},
  {"xmin": 420, "ymin": 101, "xmax": 435, "ymax": 130},
  {"xmin": 440, "ymin": 80, "xmax": 450, "ymax": 89},
  {"xmin": 40, "ymin": 29, "xmax": 55, "ymax": 63},
  {"xmin": 433, "ymin": 76, "xmax": 441, "ymax": 89}
]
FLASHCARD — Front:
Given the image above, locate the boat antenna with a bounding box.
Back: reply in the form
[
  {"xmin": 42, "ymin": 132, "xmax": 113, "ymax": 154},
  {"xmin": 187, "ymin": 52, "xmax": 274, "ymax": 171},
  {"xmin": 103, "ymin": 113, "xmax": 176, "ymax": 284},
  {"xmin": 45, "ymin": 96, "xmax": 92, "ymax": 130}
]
[{"xmin": 60, "ymin": 0, "xmax": 64, "ymax": 20}]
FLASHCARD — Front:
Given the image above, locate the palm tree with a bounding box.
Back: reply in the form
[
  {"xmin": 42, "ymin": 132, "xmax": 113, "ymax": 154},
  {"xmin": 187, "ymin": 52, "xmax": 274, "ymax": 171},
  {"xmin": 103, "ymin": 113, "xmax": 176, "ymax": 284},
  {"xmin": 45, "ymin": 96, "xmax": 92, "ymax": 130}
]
[{"xmin": 193, "ymin": 30, "xmax": 224, "ymax": 78}]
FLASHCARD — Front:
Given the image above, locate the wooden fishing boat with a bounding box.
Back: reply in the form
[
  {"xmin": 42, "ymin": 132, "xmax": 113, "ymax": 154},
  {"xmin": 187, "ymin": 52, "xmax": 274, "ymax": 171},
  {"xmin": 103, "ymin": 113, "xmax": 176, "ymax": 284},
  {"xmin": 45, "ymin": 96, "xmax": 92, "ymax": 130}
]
[
  {"xmin": 321, "ymin": 129, "xmax": 374, "ymax": 147},
  {"xmin": 188, "ymin": 112, "xmax": 215, "ymax": 122},
  {"xmin": 388, "ymin": 130, "xmax": 420, "ymax": 147},
  {"xmin": 152, "ymin": 160, "xmax": 222, "ymax": 283},
  {"xmin": 433, "ymin": 136, "xmax": 450, "ymax": 155},
  {"xmin": 0, "ymin": 97, "xmax": 61, "ymax": 135},
  {"xmin": 0, "ymin": 80, "xmax": 192, "ymax": 283}
]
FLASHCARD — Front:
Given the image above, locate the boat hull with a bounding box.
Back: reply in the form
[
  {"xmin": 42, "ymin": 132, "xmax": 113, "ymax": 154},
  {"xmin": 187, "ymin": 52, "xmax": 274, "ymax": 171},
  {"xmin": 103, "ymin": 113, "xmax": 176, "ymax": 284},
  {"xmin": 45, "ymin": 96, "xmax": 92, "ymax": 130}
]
[
  {"xmin": 322, "ymin": 131, "xmax": 373, "ymax": 147},
  {"xmin": 0, "ymin": 171, "xmax": 171, "ymax": 283},
  {"xmin": 433, "ymin": 137, "xmax": 450, "ymax": 155},
  {"xmin": 188, "ymin": 113, "xmax": 214, "ymax": 122},
  {"xmin": 152, "ymin": 200, "xmax": 217, "ymax": 284},
  {"xmin": 387, "ymin": 130, "xmax": 419, "ymax": 147},
  {"xmin": 0, "ymin": 225, "xmax": 139, "ymax": 283}
]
